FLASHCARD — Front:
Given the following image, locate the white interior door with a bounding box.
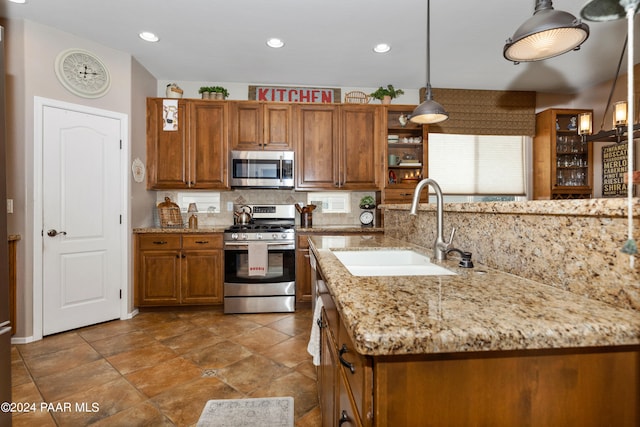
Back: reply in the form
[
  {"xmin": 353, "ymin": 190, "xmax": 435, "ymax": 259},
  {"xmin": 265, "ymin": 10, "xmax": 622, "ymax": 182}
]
[{"xmin": 42, "ymin": 106, "xmax": 122, "ymax": 336}]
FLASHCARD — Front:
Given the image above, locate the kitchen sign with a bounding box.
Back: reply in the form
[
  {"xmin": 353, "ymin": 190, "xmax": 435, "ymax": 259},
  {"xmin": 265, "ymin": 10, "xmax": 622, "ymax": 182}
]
[
  {"xmin": 602, "ymin": 144, "xmax": 628, "ymax": 197},
  {"xmin": 249, "ymin": 85, "xmax": 340, "ymax": 103}
]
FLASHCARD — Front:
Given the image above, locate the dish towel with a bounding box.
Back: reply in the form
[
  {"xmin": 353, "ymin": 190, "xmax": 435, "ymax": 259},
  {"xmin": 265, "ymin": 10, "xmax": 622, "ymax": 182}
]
[
  {"xmin": 307, "ymin": 295, "xmax": 324, "ymax": 366},
  {"xmin": 248, "ymin": 242, "xmax": 268, "ymax": 277}
]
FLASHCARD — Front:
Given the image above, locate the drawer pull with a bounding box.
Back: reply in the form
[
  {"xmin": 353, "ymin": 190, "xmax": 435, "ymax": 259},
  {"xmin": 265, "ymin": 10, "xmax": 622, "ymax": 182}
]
[
  {"xmin": 338, "ymin": 410, "xmax": 350, "ymax": 426},
  {"xmin": 152, "ymin": 240, "xmax": 168, "ymax": 245},
  {"xmin": 195, "ymin": 240, "xmax": 209, "ymax": 244},
  {"xmin": 339, "ymin": 344, "xmax": 356, "ymax": 374}
]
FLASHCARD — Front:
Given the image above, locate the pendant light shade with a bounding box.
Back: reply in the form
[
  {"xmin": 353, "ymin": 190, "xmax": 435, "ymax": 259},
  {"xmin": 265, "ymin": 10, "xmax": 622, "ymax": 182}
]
[
  {"xmin": 410, "ymin": 84, "xmax": 448, "ymax": 124},
  {"xmin": 580, "ymin": 0, "xmax": 639, "ymax": 21},
  {"xmin": 410, "ymin": 0, "xmax": 448, "ymax": 125},
  {"xmin": 504, "ymin": 0, "xmax": 589, "ymax": 63}
]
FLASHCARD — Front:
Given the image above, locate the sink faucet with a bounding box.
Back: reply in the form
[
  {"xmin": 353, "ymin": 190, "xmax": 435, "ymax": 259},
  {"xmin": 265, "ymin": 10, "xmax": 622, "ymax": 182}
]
[{"xmin": 409, "ymin": 178, "xmax": 455, "ymax": 261}]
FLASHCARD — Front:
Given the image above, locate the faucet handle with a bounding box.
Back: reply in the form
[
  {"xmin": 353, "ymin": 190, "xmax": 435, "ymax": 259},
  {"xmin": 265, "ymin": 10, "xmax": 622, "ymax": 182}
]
[{"xmin": 446, "ymin": 227, "xmax": 456, "ymax": 245}]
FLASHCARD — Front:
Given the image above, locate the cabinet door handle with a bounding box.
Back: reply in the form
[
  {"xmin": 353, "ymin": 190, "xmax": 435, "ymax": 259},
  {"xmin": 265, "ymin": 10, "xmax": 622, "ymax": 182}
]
[
  {"xmin": 153, "ymin": 241, "xmax": 168, "ymax": 245},
  {"xmin": 195, "ymin": 240, "xmax": 209, "ymax": 244},
  {"xmin": 182, "ymin": 254, "xmax": 186, "ymax": 258},
  {"xmin": 338, "ymin": 410, "xmax": 350, "ymax": 426},
  {"xmin": 316, "ymin": 318, "xmax": 326, "ymax": 328},
  {"xmin": 339, "ymin": 344, "xmax": 356, "ymax": 374}
]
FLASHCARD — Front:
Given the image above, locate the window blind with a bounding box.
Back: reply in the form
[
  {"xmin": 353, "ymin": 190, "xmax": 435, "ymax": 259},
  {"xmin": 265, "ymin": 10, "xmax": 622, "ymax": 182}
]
[{"xmin": 427, "ymin": 134, "xmax": 526, "ymax": 195}]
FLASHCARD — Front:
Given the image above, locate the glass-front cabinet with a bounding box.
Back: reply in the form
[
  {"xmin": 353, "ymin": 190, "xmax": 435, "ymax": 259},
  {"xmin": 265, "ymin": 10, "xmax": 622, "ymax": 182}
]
[
  {"xmin": 533, "ymin": 108, "xmax": 593, "ymax": 199},
  {"xmin": 382, "ymin": 105, "xmax": 429, "ymax": 204}
]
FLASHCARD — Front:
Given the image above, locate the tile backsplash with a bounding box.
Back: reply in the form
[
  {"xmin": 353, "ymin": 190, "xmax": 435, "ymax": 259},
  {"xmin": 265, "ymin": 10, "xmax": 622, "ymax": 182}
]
[{"xmin": 152, "ymin": 189, "xmax": 376, "ymax": 228}]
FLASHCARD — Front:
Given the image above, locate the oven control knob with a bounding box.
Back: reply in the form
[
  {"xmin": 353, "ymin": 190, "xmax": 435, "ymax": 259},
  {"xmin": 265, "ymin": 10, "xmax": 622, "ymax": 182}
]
[
  {"xmin": 256, "ymin": 233, "xmax": 263, "ymax": 240},
  {"xmin": 272, "ymin": 233, "xmax": 278, "ymax": 239},
  {"xmin": 231, "ymin": 233, "xmax": 238, "ymax": 240},
  {"xmin": 241, "ymin": 233, "xmax": 248, "ymax": 240},
  {"xmin": 281, "ymin": 233, "xmax": 287, "ymax": 239}
]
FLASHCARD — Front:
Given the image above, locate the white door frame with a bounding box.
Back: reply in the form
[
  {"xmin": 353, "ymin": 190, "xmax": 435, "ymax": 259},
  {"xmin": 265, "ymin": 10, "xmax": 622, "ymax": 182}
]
[{"xmin": 33, "ymin": 96, "xmax": 130, "ymax": 341}]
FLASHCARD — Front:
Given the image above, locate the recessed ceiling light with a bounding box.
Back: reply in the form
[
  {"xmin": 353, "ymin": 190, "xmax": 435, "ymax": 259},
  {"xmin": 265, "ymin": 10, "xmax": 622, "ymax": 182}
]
[
  {"xmin": 373, "ymin": 43, "xmax": 391, "ymax": 54},
  {"xmin": 8, "ymin": 0, "xmax": 27, "ymax": 4},
  {"xmin": 266, "ymin": 38, "xmax": 285, "ymax": 48},
  {"xmin": 139, "ymin": 31, "xmax": 159, "ymax": 42}
]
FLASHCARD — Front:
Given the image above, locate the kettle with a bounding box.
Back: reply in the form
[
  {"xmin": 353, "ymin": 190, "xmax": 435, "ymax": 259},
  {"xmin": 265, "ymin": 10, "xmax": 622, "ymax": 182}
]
[{"xmin": 234, "ymin": 205, "xmax": 252, "ymax": 225}]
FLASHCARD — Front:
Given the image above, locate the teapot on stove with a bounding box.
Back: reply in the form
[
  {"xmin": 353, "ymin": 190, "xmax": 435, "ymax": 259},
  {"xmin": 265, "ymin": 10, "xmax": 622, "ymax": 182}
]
[{"xmin": 234, "ymin": 205, "xmax": 252, "ymax": 225}]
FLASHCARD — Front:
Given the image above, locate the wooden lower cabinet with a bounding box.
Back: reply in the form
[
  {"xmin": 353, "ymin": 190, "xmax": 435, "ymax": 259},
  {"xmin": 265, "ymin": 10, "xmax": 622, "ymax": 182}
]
[
  {"xmin": 319, "ymin": 308, "xmax": 337, "ymax": 427},
  {"xmin": 296, "ymin": 234, "xmax": 312, "ymax": 303},
  {"xmin": 372, "ymin": 348, "xmax": 639, "ymax": 426},
  {"xmin": 135, "ymin": 233, "xmax": 223, "ymax": 306},
  {"xmin": 319, "ymin": 281, "xmax": 373, "ymax": 427}
]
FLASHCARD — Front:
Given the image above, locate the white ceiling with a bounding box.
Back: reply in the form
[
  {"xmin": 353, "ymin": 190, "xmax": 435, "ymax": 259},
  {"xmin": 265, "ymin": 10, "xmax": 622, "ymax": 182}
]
[{"xmin": 1, "ymin": 0, "xmax": 637, "ymax": 94}]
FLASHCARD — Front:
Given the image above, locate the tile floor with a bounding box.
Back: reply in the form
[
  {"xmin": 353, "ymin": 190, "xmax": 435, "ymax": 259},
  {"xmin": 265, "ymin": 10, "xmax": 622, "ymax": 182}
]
[{"xmin": 11, "ymin": 306, "xmax": 321, "ymax": 426}]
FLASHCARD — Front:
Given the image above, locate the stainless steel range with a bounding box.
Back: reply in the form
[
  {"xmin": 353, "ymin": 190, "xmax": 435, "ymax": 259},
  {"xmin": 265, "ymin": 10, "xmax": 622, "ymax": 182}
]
[{"xmin": 223, "ymin": 204, "xmax": 296, "ymax": 313}]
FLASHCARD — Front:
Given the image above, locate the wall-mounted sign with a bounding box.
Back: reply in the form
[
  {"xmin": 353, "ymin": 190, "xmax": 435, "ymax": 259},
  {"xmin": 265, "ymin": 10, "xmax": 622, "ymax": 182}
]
[
  {"xmin": 249, "ymin": 85, "xmax": 340, "ymax": 103},
  {"xmin": 602, "ymin": 144, "xmax": 628, "ymax": 197}
]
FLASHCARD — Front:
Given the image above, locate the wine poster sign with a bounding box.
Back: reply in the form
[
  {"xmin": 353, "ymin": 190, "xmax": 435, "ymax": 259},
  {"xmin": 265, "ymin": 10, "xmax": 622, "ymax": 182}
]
[
  {"xmin": 602, "ymin": 144, "xmax": 628, "ymax": 197},
  {"xmin": 249, "ymin": 85, "xmax": 340, "ymax": 103}
]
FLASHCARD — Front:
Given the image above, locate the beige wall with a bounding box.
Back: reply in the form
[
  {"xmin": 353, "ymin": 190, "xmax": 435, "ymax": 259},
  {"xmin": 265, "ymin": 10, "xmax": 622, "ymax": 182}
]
[{"xmin": 4, "ymin": 18, "xmax": 156, "ymax": 339}]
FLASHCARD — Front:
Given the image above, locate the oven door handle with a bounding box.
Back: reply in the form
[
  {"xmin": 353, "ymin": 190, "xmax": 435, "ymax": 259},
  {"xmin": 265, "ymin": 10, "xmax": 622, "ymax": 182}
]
[{"xmin": 224, "ymin": 242, "xmax": 294, "ymax": 249}]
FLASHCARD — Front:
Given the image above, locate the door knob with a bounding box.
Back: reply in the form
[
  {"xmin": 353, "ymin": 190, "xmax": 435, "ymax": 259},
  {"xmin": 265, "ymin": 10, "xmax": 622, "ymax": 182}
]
[{"xmin": 47, "ymin": 229, "xmax": 67, "ymax": 237}]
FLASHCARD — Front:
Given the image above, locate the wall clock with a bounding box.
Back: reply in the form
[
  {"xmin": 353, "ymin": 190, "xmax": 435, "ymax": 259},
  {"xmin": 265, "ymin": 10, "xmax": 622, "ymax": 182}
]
[{"xmin": 55, "ymin": 49, "xmax": 111, "ymax": 98}]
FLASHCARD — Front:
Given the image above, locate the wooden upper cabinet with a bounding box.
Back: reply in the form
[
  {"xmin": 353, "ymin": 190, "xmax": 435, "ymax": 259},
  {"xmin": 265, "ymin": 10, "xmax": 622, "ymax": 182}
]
[
  {"xmin": 295, "ymin": 104, "xmax": 339, "ymax": 189},
  {"xmin": 339, "ymin": 105, "xmax": 381, "ymax": 190},
  {"xmin": 146, "ymin": 98, "xmax": 188, "ymax": 189},
  {"xmin": 295, "ymin": 104, "xmax": 381, "ymax": 190},
  {"xmin": 146, "ymin": 98, "xmax": 228, "ymax": 190},
  {"xmin": 189, "ymin": 101, "xmax": 229, "ymax": 189},
  {"xmin": 230, "ymin": 101, "xmax": 292, "ymax": 151}
]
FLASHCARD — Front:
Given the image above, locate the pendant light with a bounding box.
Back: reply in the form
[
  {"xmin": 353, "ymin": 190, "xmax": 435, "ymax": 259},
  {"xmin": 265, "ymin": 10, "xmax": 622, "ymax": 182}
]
[
  {"xmin": 410, "ymin": 0, "xmax": 448, "ymax": 125},
  {"xmin": 580, "ymin": 0, "xmax": 640, "ymax": 264},
  {"xmin": 504, "ymin": 0, "xmax": 589, "ymax": 63}
]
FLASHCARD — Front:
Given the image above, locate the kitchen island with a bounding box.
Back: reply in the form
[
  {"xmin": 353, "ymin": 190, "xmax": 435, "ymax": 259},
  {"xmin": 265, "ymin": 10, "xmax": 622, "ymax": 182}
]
[{"xmin": 309, "ymin": 234, "xmax": 640, "ymax": 426}]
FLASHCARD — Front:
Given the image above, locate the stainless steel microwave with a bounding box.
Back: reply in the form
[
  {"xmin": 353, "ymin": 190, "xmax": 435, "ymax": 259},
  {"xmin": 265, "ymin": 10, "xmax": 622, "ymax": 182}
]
[{"xmin": 230, "ymin": 151, "xmax": 294, "ymax": 188}]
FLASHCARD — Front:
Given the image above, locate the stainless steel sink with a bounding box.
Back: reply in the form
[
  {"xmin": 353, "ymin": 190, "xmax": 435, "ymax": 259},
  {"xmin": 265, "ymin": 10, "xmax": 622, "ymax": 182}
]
[{"xmin": 331, "ymin": 249, "xmax": 456, "ymax": 276}]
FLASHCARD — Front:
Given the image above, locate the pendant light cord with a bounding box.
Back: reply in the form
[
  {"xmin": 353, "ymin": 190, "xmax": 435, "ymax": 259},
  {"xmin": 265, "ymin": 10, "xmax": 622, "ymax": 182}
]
[
  {"xmin": 598, "ymin": 35, "xmax": 628, "ymax": 132},
  {"xmin": 624, "ymin": 6, "xmax": 636, "ymax": 268},
  {"xmin": 426, "ymin": 0, "xmax": 432, "ymax": 100}
]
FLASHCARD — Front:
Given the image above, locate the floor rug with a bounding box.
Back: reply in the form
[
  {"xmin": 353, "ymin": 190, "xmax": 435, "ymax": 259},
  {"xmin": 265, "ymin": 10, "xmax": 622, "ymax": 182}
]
[{"xmin": 196, "ymin": 397, "xmax": 294, "ymax": 427}]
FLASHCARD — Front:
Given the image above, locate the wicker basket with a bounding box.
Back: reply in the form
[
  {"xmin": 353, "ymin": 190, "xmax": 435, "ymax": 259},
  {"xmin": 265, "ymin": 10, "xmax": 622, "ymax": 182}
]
[
  {"xmin": 344, "ymin": 90, "xmax": 370, "ymax": 104},
  {"xmin": 157, "ymin": 197, "xmax": 184, "ymax": 228}
]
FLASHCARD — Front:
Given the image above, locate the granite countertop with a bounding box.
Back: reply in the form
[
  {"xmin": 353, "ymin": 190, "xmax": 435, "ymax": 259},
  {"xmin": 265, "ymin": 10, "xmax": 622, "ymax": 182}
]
[
  {"xmin": 309, "ymin": 234, "xmax": 640, "ymax": 357},
  {"xmin": 296, "ymin": 225, "xmax": 384, "ymax": 233},
  {"xmin": 135, "ymin": 226, "xmax": 384, "ymax": 234},
  {"xmin": 133, "ymin": 227, "xmax": 227, "ymax": 233},
  {"xmin": 382, "ymin": 197, "xmax": 640, "ymax": 217}
]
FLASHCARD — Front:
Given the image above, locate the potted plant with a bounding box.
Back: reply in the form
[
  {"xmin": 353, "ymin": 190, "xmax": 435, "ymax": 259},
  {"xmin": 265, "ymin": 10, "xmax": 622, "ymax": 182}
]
[
  {"xmin": 211, "ymin": 86, "xmax": 229, "ymax": 100},
  {"xmin": 198, "ymin": 86, "xmax": 212, "ymax": 99},
  {"xmin": 359, "ymin": 195, "xmax": 376, "ymax": 210},
  {"xmin": 370, "ymin": 85, "xmax": 404, "ymax": 104}
]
